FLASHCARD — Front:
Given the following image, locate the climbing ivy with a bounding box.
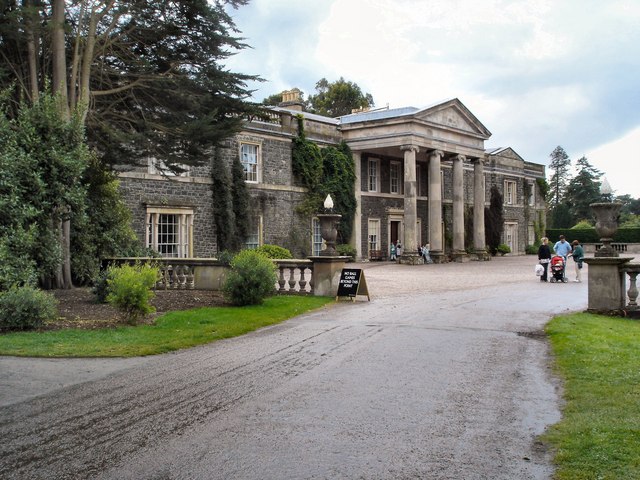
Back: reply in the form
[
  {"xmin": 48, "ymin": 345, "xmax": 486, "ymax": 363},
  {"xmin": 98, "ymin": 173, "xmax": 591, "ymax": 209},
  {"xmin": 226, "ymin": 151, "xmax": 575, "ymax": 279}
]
[{"xmin": 291, "ymin": 115, "xmax": 357, "ymax": 244}]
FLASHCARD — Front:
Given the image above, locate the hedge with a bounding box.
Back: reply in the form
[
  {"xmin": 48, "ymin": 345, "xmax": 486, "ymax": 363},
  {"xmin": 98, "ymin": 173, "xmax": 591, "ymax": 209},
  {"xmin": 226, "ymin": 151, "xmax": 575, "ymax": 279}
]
[{"xmin": 545, "ymin": 228, "xmax": 640, "ymax": 243}]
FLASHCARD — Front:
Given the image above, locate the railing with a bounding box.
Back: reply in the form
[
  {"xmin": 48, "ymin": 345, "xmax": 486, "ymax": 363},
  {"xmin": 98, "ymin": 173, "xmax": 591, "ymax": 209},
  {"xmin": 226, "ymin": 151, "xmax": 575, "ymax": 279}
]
[
  {"xmin": 102, "ymin": 257, "xmax": 315, "ymax": 295},
  {"xmin": 274, "ymin": 260, "xmax": 314, "ymax": 295},
  {"xmin": 622, "ymin": 263, "xmax": 640, "ymax": 310},
  {"xmin": 596, "ymin": 243, "xmax": 628, "ymax": 253}
]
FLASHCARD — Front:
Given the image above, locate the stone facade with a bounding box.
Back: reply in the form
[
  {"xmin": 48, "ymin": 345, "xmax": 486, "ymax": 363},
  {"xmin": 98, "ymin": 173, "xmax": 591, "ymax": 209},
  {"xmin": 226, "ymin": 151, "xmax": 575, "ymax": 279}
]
[{"xmin": 117, "ymin": 97, "xmax": 546, "ymax": 261}]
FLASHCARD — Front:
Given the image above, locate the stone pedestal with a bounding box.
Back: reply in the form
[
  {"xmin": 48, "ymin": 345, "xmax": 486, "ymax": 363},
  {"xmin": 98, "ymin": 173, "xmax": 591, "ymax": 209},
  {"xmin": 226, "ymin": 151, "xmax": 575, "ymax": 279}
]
[
  {"xmin": 451, "ymin": 251, "xmax": 470, "ymax": 263},
  {"xmin": 309, "ymin": 256, "xmax": 349, "ymax": 297},
  {"xmin": 584, "ymin": 257, "xmax": 633, "ymax": 313},
  {"xmin": 399, "ymin": 252, "xmax": 424, "ymax": 265}
]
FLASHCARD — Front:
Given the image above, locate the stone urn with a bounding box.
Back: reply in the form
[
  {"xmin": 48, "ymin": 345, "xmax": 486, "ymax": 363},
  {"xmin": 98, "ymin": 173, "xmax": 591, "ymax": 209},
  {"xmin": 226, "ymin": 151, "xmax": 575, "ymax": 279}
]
[
  {"xmin": 317, "ymin": 213, "xmax": 342, "ymax": 256},
  {"xmin": 590, "ymin": 202, "xmax": 622, "ymax": 257}
]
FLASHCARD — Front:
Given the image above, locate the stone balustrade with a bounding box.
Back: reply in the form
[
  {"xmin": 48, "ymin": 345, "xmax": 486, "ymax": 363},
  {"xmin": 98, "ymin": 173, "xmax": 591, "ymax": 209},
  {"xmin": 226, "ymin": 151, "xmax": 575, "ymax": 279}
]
[{"xmin": 102, "ymin": 257, "xmax": 317, "ymax": 295}]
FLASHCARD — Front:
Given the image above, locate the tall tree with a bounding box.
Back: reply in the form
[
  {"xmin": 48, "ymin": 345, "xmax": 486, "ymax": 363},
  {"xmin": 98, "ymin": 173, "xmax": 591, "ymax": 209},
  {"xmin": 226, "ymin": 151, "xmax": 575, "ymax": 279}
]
[
  {"xmin": 1, "ymin": 0, "xmax": 260, "ymax": 286},
  {"xmin": 485, "ymin": 185, "xmax": 504, "ymax": 256},
  {"xmin": 0, "ymin": 0, "xmax": 261, "ymax": 170},
  {"xmin": 547, "ymin": 146, "xmax": 571, "ymax": 208},
  {"xmin": 306, "ymin": 77, "xmax": 374, "ymax": 117},
  {"xmin": 564, "ymin": 156, "xmax": 603, "ymax": 223}
]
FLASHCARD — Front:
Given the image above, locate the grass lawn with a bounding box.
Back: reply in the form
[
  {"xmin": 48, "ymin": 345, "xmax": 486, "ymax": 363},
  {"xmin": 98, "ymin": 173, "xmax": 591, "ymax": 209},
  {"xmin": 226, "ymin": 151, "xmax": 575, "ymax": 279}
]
[
  {"xmin": 0, "ymin": 295, "xmax": 334, "ymax": 358},
  {"xmin": 544, "ymin": 313, "xmax": 640, "ymax": 479}
]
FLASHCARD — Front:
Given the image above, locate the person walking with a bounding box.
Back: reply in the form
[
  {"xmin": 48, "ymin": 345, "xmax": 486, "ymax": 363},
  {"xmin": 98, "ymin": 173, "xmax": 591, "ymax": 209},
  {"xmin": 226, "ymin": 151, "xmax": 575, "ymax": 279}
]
[
  {"xmin": 537, "ymin": 237, "xmax": 551, "ymax": 282},
  {"xmin": 395, "ymin": 240, "xmax": 402, "ymax": 262},
  {"xmin": 390, "ymin": 242, "xmax": 397, "ymax": 261},
  {"xmin": 553, "ymin": 235, "xmax": 572, "ymax": 280},
  {"xmin": 571, "ymin": 239, "xmax": 585, "ymax": 282}
]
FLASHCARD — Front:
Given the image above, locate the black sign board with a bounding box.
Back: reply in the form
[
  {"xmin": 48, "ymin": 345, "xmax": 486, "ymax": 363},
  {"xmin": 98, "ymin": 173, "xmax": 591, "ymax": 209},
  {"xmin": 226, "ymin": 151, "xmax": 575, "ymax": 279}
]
[{"xmin": 336, "ymin": 268, "xmax": 370, "ymax": 301}]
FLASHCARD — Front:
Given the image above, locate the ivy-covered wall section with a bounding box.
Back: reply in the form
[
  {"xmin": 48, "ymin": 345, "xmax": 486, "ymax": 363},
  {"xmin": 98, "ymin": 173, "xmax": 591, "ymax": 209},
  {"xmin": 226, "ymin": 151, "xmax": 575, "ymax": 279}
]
[{"xmin": 292, "ymin": 115, "xmax": 356, "ymax": 245}]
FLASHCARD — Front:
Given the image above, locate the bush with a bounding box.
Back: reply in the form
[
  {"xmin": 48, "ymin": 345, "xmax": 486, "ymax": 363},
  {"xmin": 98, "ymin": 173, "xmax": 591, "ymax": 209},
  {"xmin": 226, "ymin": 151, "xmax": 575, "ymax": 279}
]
[
  {"xmin": 91, "ymin": 269, "xmax": 111, "ymax": 304},
  {"xmin": 525, "ymin": 244, "xmax": 538, "ymax": 255},
  {"xmin": 223, "ymin": 250, "xmax": 277, "ymax": 306},
  {"xmin": 336, "ymin": 243, "xmax": 357, "ymax": 259},
  {"xmin": 215, "ymin": 250, "xmax": 234, "ymax": 266},
  {"xmin": 0, "ymin": 286, "xmax": 58, "ymax": 331},
  {"xmin": 106, "ymin": 263, "xmax": 159, "ymax": 324},
  {"xmin": 255, "ymin": 244, "xmax": 293, "ymax": 259},
  {"xmin": 497, "ymin": 244, "xmax": 511, "ymax": 256},
  {"xmin": 571, "ymin": 220, "xmax": 593, "ymax": 229}
]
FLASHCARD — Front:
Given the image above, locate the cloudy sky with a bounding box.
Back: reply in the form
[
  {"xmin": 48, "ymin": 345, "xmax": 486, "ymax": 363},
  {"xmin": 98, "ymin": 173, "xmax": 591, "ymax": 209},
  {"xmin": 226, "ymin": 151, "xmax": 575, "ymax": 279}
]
[{"xmin": 225, "ymin": 0, "xmax": 640, "ymax": 198}]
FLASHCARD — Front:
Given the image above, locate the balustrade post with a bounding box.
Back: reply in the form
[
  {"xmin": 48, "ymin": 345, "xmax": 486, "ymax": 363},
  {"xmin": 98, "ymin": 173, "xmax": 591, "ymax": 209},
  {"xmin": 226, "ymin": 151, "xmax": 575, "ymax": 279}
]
[
  {"xmin": 278, "ymin": 266, "xmax": 287, "ymax": 293},
  {"xmin": 627, "ymin": 271, "xmax": 638, "ymax": 307},
  {"xmin": 288, "ymin": 266, "xmax": 297, "ymax": 292},
  {"xmin": 299, "ymin": 267, "xmax": 308, "ymax": 292}
]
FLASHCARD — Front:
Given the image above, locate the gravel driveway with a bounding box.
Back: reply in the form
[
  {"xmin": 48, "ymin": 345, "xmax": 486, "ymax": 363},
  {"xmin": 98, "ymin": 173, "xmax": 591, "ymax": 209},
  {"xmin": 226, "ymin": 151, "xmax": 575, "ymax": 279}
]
[{"xmin": 0, "ymin": 256, "xmax": 588, "ymax": 479}]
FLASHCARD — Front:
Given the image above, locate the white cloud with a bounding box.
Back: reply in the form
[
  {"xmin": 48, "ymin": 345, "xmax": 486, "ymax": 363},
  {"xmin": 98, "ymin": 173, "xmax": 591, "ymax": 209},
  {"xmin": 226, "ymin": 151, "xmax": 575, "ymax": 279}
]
[{"xmin": 224, "ymin": 0, "xmax": 640, "ymax": 197}]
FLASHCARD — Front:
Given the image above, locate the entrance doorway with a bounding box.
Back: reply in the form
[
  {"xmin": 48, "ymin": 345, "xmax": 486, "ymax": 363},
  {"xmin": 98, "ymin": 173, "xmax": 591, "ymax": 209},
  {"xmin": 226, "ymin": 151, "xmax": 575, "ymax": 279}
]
[{"xmin": 390, "ymin": 221, "xmax": 401, "ymax": 245}]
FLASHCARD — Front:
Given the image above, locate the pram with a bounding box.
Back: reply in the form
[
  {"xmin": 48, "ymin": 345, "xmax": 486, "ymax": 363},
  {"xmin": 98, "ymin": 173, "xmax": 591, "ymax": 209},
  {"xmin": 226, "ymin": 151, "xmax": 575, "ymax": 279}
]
[{"xmin": 549, "ymin": 255, "xmax": 568, "ymax": 283}]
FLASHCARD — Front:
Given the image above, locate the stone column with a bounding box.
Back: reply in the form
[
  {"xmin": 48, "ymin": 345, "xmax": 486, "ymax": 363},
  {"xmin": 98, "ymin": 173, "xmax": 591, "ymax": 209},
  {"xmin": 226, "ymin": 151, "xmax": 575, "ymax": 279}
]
[
  {"xmin": 351, "ymin": 151, "xmax": 363, "ymax": 260},
  {"xmin": 452, "ymin": 154, "xmax": 467, "ymax": 261},
  {"xmin": 428, "ymin": 150, "xmax": 444, "ymax": 261},
  {"xmin": 400, "ymin": 145, "xmax": 422, "ymax": 264},
  {"xmin": 473, "ymin": 157, "xmax": 487, "ymax": 260}
]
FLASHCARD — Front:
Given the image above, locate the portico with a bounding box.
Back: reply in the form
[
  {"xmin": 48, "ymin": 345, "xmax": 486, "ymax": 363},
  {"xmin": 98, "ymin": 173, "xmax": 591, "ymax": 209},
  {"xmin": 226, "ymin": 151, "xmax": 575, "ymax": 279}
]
[{"xmin": 341, "ymin": 99, "xmax": 491, "ymax": 263}]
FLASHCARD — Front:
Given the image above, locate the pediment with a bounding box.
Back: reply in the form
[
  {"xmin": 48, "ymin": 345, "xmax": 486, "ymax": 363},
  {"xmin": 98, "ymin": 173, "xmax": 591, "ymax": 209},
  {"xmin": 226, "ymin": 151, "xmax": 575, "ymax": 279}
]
[
  {"xmin": 487, "ymin": 147, "xmax": 524, "ymax": 162},
  {"xmin": 415, "ymin": 99, "xmax": 491, "ymax": 139}
]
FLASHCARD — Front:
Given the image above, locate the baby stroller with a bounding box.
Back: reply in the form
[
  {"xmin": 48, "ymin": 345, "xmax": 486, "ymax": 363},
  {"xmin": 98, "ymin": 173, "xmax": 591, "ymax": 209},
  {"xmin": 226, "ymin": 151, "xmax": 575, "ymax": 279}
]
[{"xmin": 549, "ymin": 255, "xmax": 568, "ymax": 283}]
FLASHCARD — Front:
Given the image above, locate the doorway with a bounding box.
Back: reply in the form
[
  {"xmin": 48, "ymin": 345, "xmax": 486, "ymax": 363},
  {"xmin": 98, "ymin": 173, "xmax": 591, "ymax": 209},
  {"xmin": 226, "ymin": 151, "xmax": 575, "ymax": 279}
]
[{"xmin": 390, "ymin": 220, "xmax": 400, "ymax": 245}]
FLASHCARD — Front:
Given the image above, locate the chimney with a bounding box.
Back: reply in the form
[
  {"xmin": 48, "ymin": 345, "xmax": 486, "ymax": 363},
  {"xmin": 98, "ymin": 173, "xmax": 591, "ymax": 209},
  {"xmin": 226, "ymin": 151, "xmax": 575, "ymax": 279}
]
[{"xmin": 279, "ymin": 88, "xmax": 305, "ymax": 111}]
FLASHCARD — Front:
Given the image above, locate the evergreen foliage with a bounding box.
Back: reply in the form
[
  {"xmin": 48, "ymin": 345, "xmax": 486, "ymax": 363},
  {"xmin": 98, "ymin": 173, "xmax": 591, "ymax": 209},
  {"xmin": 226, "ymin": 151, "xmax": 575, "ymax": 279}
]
[
  {"xmin": 485, "ymin": 185, "xmax": 504, "ymax": 255},
  {"xmin": 565, "ymin": 156, "xmax": 603, "ymax": 223},
  {"xmin": 223, "ymin": 250, "xmax": 277, "ymax": 306},
  {"xmin": 0, "ymin": 286, "xmax": 58, "ymax": 331},
  {"xmin": 0, "ymin": 0, "xmax": 261, "ymax": 172},
  {"xmin": 211, "ymin": 148, "xmax": 235, "ymax": 252},
  {"xmin": 548, "ymin": 146, "xmax": 571, "ymax": 208},
  {"xmin": 231, "ymin": 156, "xmax": 251, "ymax": 249}
]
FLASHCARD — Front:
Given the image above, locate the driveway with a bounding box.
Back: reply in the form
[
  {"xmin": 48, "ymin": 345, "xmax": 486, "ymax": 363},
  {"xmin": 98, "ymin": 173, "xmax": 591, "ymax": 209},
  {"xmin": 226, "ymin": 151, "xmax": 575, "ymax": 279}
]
[{"xmin": 0, "ymin": 256, "xmax": 587, "ymax": 479}]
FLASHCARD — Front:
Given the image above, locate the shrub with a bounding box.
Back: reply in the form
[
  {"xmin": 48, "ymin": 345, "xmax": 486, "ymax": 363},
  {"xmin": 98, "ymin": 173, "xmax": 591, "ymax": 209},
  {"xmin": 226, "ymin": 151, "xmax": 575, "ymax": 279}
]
[
  {"xmin": 91, "ymin": 269, "xmax": 111, "ymax": 304},
  {"xmin": 497, "ymin": 244, "xmax": 511, "ymax": 256},
  {"xmin": 0, "ymin": 286, "xmax": 58, "ymax": 331},
  {"xmin": 255, "ymin": 244, "xmax": 293, "ymax": 259},
  {"xmin": 106, "ymin": 263, "xmax": 159, "ymax": 324},
  {"xmin": 525, "ymin": 244, "xmax": 538, "ymax": 255},
  {"xmin": 336, "ymin": 243, "xmax": 357, "ymax": 259},
  {"xmin": 571, "ymin": 220, "xmax": 593, "ymax": 229},
  {"xmin": 223, "ymin": 250, "xmax": 277, "ymax": 306},
  {"xmin": 216, "ymin": 250, "xmax": 234, "ymax": 266}
]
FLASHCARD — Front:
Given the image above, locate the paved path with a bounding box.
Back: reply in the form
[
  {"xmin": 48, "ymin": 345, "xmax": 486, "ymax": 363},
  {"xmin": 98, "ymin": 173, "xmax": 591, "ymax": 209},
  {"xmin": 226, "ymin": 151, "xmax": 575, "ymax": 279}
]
[{"xmin": 0, "ymin": 256, "xmax": 588, "ymax": 479}]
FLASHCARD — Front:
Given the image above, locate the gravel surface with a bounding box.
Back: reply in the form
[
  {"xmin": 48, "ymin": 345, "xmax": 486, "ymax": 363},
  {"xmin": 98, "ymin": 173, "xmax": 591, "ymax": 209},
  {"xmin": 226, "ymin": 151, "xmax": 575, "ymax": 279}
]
[{"xmin": 0, "ymin": 256, "xmax": 589, "ymax": 479}]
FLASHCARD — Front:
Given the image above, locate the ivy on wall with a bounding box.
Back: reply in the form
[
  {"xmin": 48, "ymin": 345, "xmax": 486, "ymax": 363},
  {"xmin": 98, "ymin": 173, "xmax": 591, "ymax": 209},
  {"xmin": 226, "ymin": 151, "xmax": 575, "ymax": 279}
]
[{"xmin": 291, "ymin": 115, "xmax": 356, "ymax": 244}]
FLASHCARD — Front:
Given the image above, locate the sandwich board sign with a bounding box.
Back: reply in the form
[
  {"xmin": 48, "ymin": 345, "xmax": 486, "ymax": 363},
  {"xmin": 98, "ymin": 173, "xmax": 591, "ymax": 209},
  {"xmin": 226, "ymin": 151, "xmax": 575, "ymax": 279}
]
[{"xmin": 336, "ymin": 268, "xmax": 370, "ymax": 302}]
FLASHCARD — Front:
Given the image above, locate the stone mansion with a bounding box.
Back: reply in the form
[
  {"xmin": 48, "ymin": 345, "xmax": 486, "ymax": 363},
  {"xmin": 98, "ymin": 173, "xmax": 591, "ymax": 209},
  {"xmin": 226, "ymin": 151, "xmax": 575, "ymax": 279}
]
[{"xmin": 117, "ymin": 91, "xmax": 546, "ymax": 262}]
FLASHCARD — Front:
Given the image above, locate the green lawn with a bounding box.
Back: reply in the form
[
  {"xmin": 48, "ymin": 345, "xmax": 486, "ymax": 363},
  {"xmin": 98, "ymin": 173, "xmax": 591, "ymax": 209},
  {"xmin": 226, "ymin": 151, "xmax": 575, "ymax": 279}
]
[
  {"xmin": 544, "ymin": 313, "xmax": 640, "ymax": 479},
  {"xmin": 0, "ymin": 296, "xmax": 334, "ymax": 358}
]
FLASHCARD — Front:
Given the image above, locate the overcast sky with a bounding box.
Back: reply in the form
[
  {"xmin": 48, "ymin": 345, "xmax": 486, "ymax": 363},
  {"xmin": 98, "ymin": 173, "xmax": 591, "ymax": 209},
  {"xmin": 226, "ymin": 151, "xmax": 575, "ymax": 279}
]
[{"xmin": 225, "ymin": 0, "xmax": 640, "ymax": 198}]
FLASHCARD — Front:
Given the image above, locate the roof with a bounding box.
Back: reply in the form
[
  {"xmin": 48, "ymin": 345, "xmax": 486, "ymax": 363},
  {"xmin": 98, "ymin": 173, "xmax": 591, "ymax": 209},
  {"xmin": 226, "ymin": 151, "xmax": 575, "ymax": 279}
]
[
  {"xmin": 339, "ymin": 107, "xmax": 419, "ymax": 124},
  {"xmin": 270, "ymin": 106, "xmax": 340, "ymax": 125}
]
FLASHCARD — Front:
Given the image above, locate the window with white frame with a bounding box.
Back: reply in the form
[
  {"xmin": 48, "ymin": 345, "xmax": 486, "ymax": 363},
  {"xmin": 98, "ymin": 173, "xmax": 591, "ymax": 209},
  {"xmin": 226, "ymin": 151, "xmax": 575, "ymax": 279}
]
[
  {"xmin": 146, "ymin": 208, "xmax": 193, "ymax": 258},
  {"xmin": 368, "ymin": 158, "xmax": 379, "ymax": 192},
  {"xmin": 528, "ymin": 181, "xmax": 535, "ymax": 206},
  {"xmin": 245, "ymin": 216, "xmax": 262, "ymax": 250},
  {"xmin": 312, "ymin": 218, "xmax": 324, "ymax": 256},
  {"xmin": 241, "ymin": 143, "xmax": 259, "ymax": 183},
  {"xmin": 505, "ymin": 180, "xmax": 517, "ymax": 205},
  {"xmin": 368, "ymin": 219, "xmax": 380, "ymax": 252},
  {"xmin": 390, "ymin": 161, "xmax": 401, "ymax": 194}
]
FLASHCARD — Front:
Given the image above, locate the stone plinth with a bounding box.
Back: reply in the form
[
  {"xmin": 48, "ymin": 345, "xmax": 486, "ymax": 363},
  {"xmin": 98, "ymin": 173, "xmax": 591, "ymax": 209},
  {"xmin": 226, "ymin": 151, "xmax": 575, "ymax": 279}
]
[
  {"xmin": 399, "ymin": 252, "xmax": 424, "ymax": 265},
  {"xmin": 584, "ymin": 257, "xmax": 633, "ymax": 313},
  {"xmin": 451, "ymin": 251, "xmax": 470, "ymax": 263},
  {"xmin": 309, "ymin": 256, "xmax": 349, "ymax": 296}
]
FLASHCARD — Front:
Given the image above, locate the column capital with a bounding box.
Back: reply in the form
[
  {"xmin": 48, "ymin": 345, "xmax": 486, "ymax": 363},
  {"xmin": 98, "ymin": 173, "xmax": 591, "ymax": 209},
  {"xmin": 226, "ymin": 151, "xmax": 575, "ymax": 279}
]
[
  {"xmin": 429, "ymin": 149, "xmax": 444, "ymax": 159},
  {"xmin": 472, "ymin": 157, "xmax": 484, "ymax": 166},
  {"xmin": 400, "ymin": 144, "xmax": 420, "ymax": 153},
  {"xmin": 452, "ymin": 154, "xmax": 466, "ymax": 162}
]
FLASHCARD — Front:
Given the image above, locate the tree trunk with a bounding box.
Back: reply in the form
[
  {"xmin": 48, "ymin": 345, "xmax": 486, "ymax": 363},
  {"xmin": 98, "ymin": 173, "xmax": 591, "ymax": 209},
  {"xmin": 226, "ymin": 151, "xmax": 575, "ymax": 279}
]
[
  {"xmin": 51, "ymin": 0, "xmax": 70, "ymax": 119},
  {"xmin": 23, "ymin": 0, "xmax": 40, "ymax": 102},
  {"xmin": 62, "ymin": 217, "xmax": 73, "ymax": 289}
]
